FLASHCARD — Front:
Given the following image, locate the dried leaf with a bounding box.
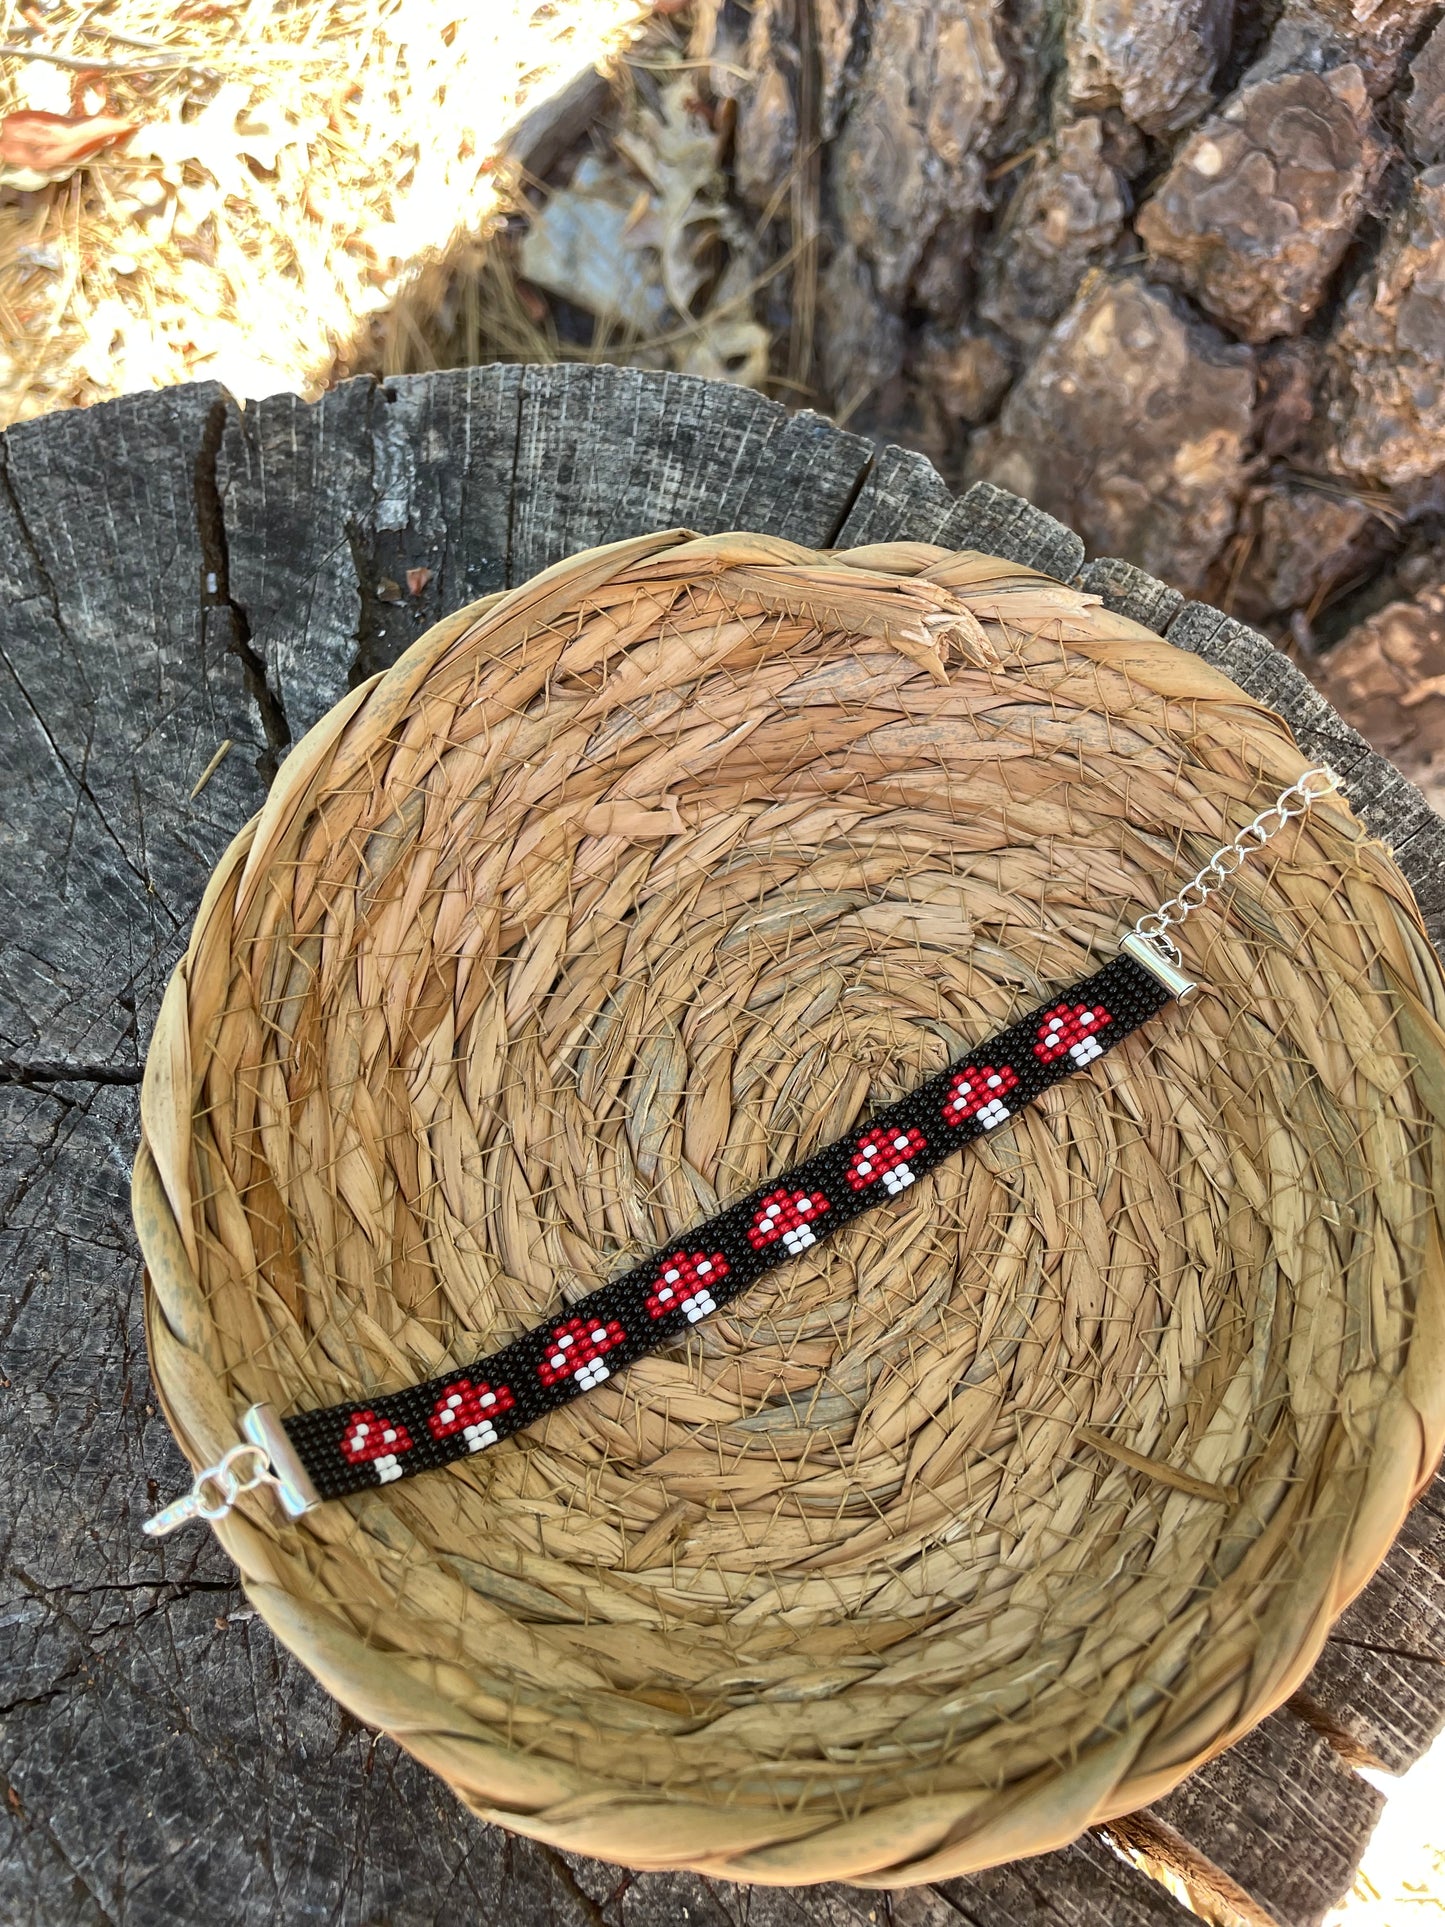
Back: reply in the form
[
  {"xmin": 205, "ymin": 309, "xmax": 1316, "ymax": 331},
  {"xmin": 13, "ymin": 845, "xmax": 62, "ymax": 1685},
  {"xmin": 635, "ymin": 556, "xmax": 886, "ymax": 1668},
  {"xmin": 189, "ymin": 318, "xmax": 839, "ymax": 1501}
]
[
  {"xmin": 614, "ymin": 78, "xmax": 728, "ymax": 317},
  {"xmin": 0, "ymin": 109, "xmax": 133, "ymax": 180},
  {"xmin": 517, "ymin": 63, "xmax": 769, "ymax": 385},
  {"xmin": 518, "ymin": 156, "xmax": 672, "ymax": 332},
  {"xmin": 406, "ymin": 568, "xmax": 433, "ymax": 596}
]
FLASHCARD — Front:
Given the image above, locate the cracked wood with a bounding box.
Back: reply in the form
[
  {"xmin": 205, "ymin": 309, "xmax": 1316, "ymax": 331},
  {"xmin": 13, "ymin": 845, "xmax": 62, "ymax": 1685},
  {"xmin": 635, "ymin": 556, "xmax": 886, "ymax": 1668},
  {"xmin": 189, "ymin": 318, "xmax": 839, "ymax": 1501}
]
[{"xmin": 2, "ymin": 364, "xmax": 1443, "ymax": 1927}]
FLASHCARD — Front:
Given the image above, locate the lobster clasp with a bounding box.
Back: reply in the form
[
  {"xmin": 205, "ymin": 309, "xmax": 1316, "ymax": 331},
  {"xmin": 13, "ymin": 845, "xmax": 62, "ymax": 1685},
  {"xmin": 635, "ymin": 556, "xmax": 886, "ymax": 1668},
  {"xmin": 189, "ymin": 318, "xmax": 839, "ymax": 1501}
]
[{"xmin": 143, "ymin": 1404, "xmax": 319, "ymax": 1535}]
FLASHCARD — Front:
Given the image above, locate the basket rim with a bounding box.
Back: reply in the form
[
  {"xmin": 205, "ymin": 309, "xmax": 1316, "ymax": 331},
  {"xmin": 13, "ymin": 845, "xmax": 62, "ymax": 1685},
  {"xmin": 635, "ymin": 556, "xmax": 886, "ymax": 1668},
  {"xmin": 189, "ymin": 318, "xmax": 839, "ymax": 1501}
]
[{"xmin": 136, "ymin": 528, "xmax": 1445, "ymax": 1885}]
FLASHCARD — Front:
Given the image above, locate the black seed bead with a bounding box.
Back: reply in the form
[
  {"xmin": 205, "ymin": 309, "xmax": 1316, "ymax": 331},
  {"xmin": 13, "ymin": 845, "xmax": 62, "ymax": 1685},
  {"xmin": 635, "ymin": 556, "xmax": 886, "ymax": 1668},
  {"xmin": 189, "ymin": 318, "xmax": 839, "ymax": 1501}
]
[{"xmin": 284, "ymin": 956, "xmax": 1174, "ymax": 1502}]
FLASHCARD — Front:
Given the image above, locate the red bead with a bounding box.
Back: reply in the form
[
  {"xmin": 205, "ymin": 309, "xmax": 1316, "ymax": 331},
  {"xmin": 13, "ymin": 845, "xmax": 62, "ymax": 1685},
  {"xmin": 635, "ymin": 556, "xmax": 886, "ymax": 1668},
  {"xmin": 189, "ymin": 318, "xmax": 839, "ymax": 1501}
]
[
  {"xmin": 428, "ymin": 1378, "xmax": 515, "ymax": 1450},
  {"xmin": 848, "ymin": 1124, "xmax": 927, "ymax": 1193},
  {"xmin": 943, "ymin": 1062, "xmax": 1019, "ymax": 1128},
  {"xmin": 339, "ymin": 1408, "xmax": 414, "ymax": 1482},
  {"xmin": 748, "ymin": 1187, "xmax": 830, "ymax": 1253},
  {"xmin": 645, "ymin": 1250, "xmax": 729, "ymax": 1322},
  {"xmin": 1034, "ymin": 1002, "xmax": 1113, "ymax": 1066},
  {"xmin": 537, "ymin": 1314, "xmax": 627, "ymax": 1389}
]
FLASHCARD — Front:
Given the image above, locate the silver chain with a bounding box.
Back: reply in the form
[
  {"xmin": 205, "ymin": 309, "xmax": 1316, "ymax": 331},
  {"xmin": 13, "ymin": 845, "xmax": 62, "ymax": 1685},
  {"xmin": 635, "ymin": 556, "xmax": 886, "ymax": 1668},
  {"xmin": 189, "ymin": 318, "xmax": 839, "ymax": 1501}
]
[{"xmin": 1133, "ymin": 766, "xmax": 1343, "ymax": 953}]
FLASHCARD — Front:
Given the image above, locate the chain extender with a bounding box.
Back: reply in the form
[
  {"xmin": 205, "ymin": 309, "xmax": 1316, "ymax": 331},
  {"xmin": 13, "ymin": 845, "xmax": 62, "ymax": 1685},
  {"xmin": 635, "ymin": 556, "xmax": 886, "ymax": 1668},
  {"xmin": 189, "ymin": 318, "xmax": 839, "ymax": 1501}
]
[
  {"xmin": 1119, "ymin": 764, "xmax": 1342, "ymax": 990},
  {"xmin": 143, "ymin": 765, "xmax": 1345, "ymax": 1535}
]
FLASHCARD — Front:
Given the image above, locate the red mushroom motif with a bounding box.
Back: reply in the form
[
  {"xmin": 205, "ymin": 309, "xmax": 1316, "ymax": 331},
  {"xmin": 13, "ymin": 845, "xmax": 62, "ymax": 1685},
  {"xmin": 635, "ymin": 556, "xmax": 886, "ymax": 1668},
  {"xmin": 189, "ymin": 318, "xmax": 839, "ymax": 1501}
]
[
  {"xmin": 428, "ymin": 1378, "xmax": 515, "ymax": 1452},
  {"xmin": 339, "ymin": 1408, "xmax": 413, "ymax": 1484},
  {"xmin": 848, "ymin": 1123, "xmax": 927, "ymax": 1193},
  {"xmin": 538, "ymin": 1314, "xmax": 626, "ymax": 1390},
  {"xmin": 943, "ymin": 1062, "xmax": 1019, "ymax": 1130},
  {"xmin": 749, "ymin": 1187, "xmax": 830, "ymax": 1254},
  {"xmin": 645, "ymin": 1250, "xmax": 729, "ymax": 1323},
  {"xmin": 1034, "ymin": 1001, "xmax": 1112, "ymax": 1067}
]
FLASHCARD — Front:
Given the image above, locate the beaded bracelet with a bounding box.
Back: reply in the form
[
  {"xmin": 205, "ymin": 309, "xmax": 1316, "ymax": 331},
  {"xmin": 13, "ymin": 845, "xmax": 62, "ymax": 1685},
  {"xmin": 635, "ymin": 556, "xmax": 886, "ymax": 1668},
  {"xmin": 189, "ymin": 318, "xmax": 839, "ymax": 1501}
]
[{"xmin": 144, "ymin": 767, "xmax": 1342, "ymax": 1534}]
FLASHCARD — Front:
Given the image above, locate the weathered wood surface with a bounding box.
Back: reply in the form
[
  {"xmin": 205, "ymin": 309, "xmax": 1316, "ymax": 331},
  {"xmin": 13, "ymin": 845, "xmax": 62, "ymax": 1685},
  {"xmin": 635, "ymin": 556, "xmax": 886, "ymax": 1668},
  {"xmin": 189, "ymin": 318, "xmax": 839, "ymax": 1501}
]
[
  {"xmin": 3, "ymin": 363, "xmax": 1443, "ymax": 1927},
  {"xmin": 1294, "ymin": 1468, "xmax": 1445, "ymax": 1777},
  {"xmin": 1145, "ymin": 1709, "xmax": 1387, "ymax": 1926}
]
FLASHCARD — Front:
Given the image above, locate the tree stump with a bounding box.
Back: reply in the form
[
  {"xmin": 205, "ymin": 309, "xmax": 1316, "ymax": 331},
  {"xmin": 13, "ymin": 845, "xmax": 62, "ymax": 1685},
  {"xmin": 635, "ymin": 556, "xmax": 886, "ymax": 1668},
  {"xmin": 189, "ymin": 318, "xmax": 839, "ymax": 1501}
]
[{"xmin": 3, "ymin": 363, "xmax": 1444, "ymax": 1927}]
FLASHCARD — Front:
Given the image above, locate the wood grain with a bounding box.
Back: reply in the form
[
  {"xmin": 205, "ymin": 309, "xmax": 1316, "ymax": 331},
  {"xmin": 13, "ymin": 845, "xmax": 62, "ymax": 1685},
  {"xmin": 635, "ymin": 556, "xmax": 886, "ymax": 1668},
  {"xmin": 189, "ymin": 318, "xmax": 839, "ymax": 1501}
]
[
  {"xmin": 937, "ymin": 1834, "xmax": 1199, "ymax": 1927},
  {"xmin": 1076, "ymin": 556, "xmax": 1186, "ymax": 634},
  {"xmin": 2, "ymin": 362, "xmax": 1441, "ymax": 1925},
  {"xmin": 217, "ymin": 376, "xmax": 400, "ymax": 742},
  {"xmin": 0, "ymin": 383, "xmax": 266, "ymax": 1069},
  {"xmin": 509, "ymin": 363, "xmax": 873, "ymax": 582},
  {"xmin": 1296, "ymin": 1469, "xmax": 1445, "ymax": 1774},
  {"xmin": 1144, "ymin": 1709, "xmax": 1386, "ymax": 1926}
]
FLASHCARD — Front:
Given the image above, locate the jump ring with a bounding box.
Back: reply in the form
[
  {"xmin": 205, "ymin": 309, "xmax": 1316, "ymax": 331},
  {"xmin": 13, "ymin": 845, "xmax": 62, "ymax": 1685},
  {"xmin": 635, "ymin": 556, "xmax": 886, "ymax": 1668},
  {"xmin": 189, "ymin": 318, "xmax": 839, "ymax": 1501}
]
[{"xmin": 196, "ymin": 1468, "xmax": 240, "ymax": 1520}]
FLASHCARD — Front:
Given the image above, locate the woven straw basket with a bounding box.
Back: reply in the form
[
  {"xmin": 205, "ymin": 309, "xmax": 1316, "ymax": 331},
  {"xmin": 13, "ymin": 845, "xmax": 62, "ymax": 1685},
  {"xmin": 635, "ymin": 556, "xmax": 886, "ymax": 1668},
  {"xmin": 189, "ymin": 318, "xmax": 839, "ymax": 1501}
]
[{"xmin": 136, "ymin": 531, "xmax": 1445, "ymax": 1886}]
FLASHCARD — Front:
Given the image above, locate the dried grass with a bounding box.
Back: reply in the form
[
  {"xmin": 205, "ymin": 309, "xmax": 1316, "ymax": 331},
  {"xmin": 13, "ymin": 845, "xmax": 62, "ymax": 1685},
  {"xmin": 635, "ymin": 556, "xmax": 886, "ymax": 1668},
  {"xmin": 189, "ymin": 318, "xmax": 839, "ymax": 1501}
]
[
  {"xmin": 0, "ymin": 0, "xmax": 646, "ymax": 428},
  {"xmin": 371, "ymin": 39, "xmax": 778, "ymax": 390},
  {"xmin": 136, "ymin": 533, "xmax": 1445, "ymax": 1883}
]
